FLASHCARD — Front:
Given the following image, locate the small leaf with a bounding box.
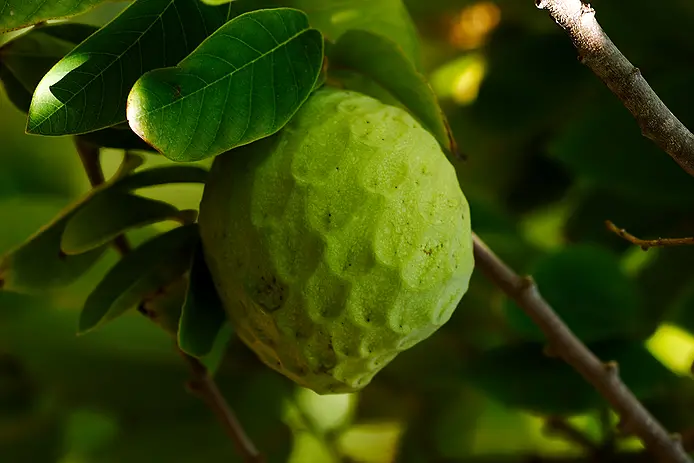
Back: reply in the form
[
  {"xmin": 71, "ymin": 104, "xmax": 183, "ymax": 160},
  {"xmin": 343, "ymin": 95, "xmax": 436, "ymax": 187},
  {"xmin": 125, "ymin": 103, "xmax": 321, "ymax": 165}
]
[
  {"xmin": 329, "ymin": 30, "xmax": 450, "ymax": 152},
  {"xmin": 0, "ymin": 23, "xmax": 98, "ymax": 113},
  {"xmin": 178, "ymin": 242, "xmax": 228, "ymax": 357},
  {"xmin": 26, "ymin": 0, "xmax": 237, "ymax": 136},
  {"xmin": 466, "ymin": 340, "xmax": 677, "ymax": 415},
  {"xmin": 0, "ymin": 201, "xmax": 107, "ymax": 292},
  {"xmin": 61, "ymin": 192, "xmax": 184, "ymax": 255},
  {"xmin": 288, "ymin": 0, "xmax": 421, "ymax": 68},
  {"xmin": 79, "ymin": 224, "xmax": 199, "ymax": 334},
  {"xmin": 503, "ymin": 245, "xmax": 649, "ymax": 343},
  {"xmin": 0, "ymin": 0, "xmax": 107, "ymax": 33},
  {"xmin": 127, "ymin": 8, "xmax": 324, "ymax": 162}
]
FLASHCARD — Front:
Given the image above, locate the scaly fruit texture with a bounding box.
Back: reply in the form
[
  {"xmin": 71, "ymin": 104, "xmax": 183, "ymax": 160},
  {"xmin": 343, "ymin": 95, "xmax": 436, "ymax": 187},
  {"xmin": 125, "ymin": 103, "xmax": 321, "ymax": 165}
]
[{"xmin": 198, "ymin": 88, "xmax": 474, "ymax": 394}]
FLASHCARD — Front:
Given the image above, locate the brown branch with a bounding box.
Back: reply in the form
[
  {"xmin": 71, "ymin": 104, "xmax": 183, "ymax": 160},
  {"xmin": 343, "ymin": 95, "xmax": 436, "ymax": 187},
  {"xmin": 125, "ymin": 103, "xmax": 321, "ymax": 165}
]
[
  {"xmin": 606, "ymin": 220, "xmax": 694, "ymax": 250},
  {"xmin": 74, "ymin": 137, "xmax": 261, "ymax": 462},
  {"xmin": 472, "ymin": 234, "xmax": 691, "ymax": 463},
  {"xmin": 534, "ymin": 0, "xmax": 694, "ymax": 177},
  {"xmin": 181, "ymin": 352, "xmax": 265, "ymax": 463}
]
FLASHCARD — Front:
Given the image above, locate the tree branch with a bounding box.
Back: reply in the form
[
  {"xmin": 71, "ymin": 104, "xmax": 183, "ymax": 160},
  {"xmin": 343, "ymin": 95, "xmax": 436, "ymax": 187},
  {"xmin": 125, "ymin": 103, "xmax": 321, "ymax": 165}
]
[
  {"xmin": 74, "ymin": 138, "xmax": 262, "ymax": 462},
  {"xmin": 181, "ymin": 352, "xmax": 265, "ymax": 463},
  {"xmin": 472, "ymin": 234, "xmax": 691, "ymax": 463},
  {"xmin": 534, "ymin": 0, "xmax": 694, "ymax": 177}
]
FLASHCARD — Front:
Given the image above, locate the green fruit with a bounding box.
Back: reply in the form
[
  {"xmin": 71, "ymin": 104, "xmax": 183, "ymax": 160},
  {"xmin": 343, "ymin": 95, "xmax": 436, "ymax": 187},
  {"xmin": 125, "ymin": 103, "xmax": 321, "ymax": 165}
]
[{"xmin": 198, "ymin": 88, "xmax": 474, "ymax": 394}]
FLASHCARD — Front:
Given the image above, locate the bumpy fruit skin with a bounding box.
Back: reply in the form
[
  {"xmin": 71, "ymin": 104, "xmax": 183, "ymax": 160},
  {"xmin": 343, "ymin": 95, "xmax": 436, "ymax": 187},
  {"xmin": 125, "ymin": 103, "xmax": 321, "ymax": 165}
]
[{"xmin": 199, "ymin": 88, "xmax": 474, "ymax": 394}]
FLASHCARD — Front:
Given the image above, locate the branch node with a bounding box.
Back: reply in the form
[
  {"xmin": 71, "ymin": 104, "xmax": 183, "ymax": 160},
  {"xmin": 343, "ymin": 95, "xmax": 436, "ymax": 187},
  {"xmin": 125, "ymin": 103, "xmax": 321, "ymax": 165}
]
[
  {"xmin": 603, "ymin": 360, "xmax": 620, "ymax": 377},
  {"xmin": 518, "ymin": 275, "xmax": 536, "ymax": 292},
  {"xmin": 580, "ymin": 3, "xmax": 595, "ymax": 16}
]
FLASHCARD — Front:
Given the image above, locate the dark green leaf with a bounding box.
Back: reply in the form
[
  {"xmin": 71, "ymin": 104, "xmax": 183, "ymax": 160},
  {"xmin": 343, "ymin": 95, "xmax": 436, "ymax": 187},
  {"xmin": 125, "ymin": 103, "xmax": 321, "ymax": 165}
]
[
  {"xmin": 127, "ymin": 8, "xmax": 324, "ymax": 162},
  {"xmin": 549, "ymin": 99, "xmax": 694, "ymax": 206},
  {"xmin": 79, "ymin": 224, "xmax": 199, "ymax": 334},
  {"xmin": 466, "ymin": 340, "xmax": 677, "ymax": 415},
  {"xmin": 471, "ymin": 28, "xmax": 588, "ymax": 138},
  {"xmin": 0, "ymin": 201, "xmax": 107, "ymax": 292},
  {"xmin": 61, "ymin": 192, "xmax": 185, "ymax": 255},
  {"xmin": 200, "ymin": 322, "xmax": 234, "ymax": 374},
  {"xmin": 503, "ymin": 245, "xmax": 649, "ymax": 343},
  {"xmin": 178, "ymin": 242, "xmax": 228, "ymax": 357},
  {"xmin": 26, "ymin": 0, "xmax": 236, "ymax": 136},
  {"xmin": 0, "ymin": 23, "xmax": 98, "ymax": 113},
  {"xmin": 114, "ymin": 165, "xmax": 209, "ymax": 190},
  {"xmin": 330, "ymin": 30, "xmax": 451, "ymax": 153},
  {"xmin": 0, "ymin": 0, "xmax": 106, "ymax": 32},
  {"xmin": 287, "ymin": 0, "xmax": 421, "ymax": 68},
  {"xmin": 139, "ymin": 275, "xmax": 189, "ymax": 337},
  {"xmin": 636, "ymin": 245, "xmax": 694, "ymax": 328},
  {"xmin": 76, "ymin": 125, "xmax": 156, "ymax": 152}
]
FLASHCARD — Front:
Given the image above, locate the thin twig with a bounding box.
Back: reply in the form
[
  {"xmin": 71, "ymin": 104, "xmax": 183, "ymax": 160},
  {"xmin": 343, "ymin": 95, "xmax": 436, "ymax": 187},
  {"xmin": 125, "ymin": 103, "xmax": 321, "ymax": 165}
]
[
  {"xmin": 534, "ymin": 0, "xmax": 694, "ymax": 177},
  {"xmin": 472, "ymin": 234, "xmax": 691, "ymax": 463},
  {"xmin": 74, "ymin": 138, "xmax": 130, "ymax": 255},
  {"xmin": 74, "ymin": 137, "xmax": 262, "ymax": 462},
  {"xmin": 181, "ymin": 352, "xmax": 265, "ymax": 463},
  {"xmin": 605, "ymin": 220, "xmax": 694, "ymax": 250},
  {"xmin": 544, "ymin": 417, "xmax": 596, "ymax": 452}
]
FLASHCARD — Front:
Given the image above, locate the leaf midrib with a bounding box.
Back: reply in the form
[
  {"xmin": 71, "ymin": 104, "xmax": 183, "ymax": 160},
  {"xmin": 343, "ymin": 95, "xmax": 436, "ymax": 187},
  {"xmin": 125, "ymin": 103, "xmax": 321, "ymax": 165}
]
[{"xmin": 133, "ymin": 27, "xmax": 312, "ymax": 119}]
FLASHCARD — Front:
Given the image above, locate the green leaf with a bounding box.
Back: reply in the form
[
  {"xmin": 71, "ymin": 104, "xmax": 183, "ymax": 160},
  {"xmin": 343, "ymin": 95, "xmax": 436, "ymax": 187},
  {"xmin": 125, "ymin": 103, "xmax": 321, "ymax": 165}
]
[
  {"xmin": 114, "ymin": 165, "xmax": 209, "ymax": 190},
  {"xmin": 61, "ymin": 192, "xmax": 186, "ymax": 255},
  {"xmin": 0, "ymin": 23, "xmax": 157, "ymax": 151},
  {"xmin": 503, "ymin": 245, "xmax": 649, "ymax": 343},
  {"xmin": 178, "ymin": 242, "xmax": 228, "ymax": 357},
  {"xmin": 287, "ymin": 0, "xmax": 421, "ymax": 68},
  {"xmin": 549, "ymin": 98, "xmax": 694, "ymax": 206},
  {"xmin": 26, "ymin": 0, "xmax": 236, "ymax": 136},
  {"xmin": 79, "ymin": 224, "xmax": 199, "ymax": 334},
  {"xmin": 329, "ymin": 30, "xmax": 451, "ymax": 153},
  {"xmin": 76, "ymin": 124, "xmax": 156, "ymax": 152},
  {"xmin": 127, "ymin": 8, "xmax": 324, "ymax": 162},
  {"xmin": 199, "ymin": 322, "xmax": 234, "ymax": 374},
  {"xmin": 0, "ymin": 0, "xmax": 107, "ymax": 33},
  {"xmin": 466, "ymin": 340, "xmax": 677, "ymax": 415},
  {"xmin": 0, "ymin": 201, "xmax": 108, "ymax": 292},
  {"xmin": 139, "ymin": 275, "xmax": 189, "ymax": 337},
  {"xmin": 0, "ymin": 23, "xmax": 98, "ymax": 113}
]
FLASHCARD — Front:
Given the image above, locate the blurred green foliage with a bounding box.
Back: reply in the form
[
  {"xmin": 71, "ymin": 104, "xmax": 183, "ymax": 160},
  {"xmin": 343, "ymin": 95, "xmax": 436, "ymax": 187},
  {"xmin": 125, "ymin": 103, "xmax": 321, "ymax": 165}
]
[{"xmin": 2, "ymin": 0, "xmax": 694, "ymax": 462}]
